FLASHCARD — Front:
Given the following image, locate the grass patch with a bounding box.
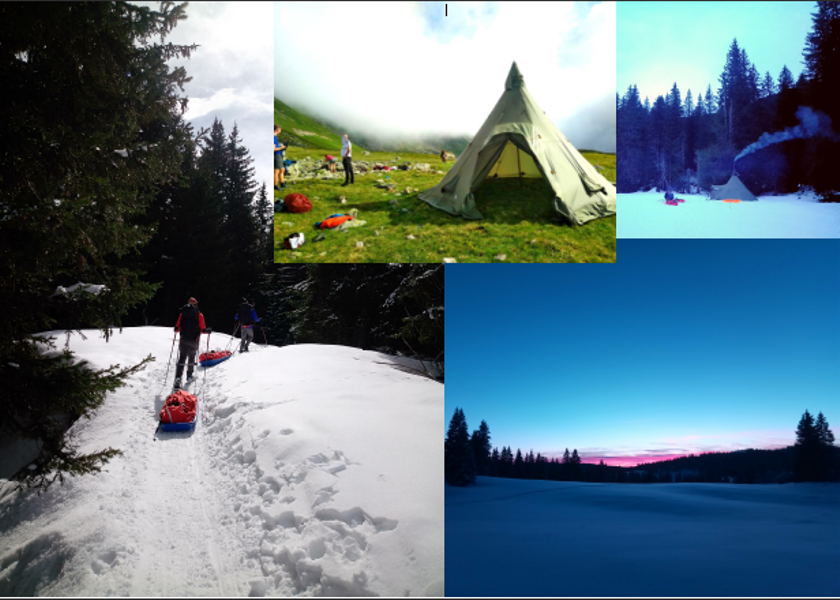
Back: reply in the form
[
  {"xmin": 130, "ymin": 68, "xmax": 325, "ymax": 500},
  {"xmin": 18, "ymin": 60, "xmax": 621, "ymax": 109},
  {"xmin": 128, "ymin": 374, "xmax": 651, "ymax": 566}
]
[{"xmin": 274, "ymin": 148, "xmax": 616, "ymax": 263}]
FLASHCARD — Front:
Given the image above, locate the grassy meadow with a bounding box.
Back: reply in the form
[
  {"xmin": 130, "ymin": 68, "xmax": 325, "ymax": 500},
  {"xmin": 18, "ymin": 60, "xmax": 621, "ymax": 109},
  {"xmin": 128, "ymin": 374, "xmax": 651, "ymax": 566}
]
[{"xmin": 273, "ymin": 147, "xmax": 616, "ymax": 263}]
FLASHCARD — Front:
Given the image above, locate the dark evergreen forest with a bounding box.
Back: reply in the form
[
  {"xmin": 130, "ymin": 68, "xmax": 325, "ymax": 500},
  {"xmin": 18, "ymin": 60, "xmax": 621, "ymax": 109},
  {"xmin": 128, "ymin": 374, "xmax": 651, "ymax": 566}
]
[
  {"xmin": 617, "ymin": 3, "xmax": 840, "ymax": 200},
  {"xmin": 0, "ymin": 2, "xmax": 443, "ymax": 490}
]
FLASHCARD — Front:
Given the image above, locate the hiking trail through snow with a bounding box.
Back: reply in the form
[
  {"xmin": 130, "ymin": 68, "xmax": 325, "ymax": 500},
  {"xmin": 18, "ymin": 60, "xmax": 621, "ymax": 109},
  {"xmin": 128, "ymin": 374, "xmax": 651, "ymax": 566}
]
[{"xmin": 0, "ymin": 328, "xmax": 443, "ymax": 596}]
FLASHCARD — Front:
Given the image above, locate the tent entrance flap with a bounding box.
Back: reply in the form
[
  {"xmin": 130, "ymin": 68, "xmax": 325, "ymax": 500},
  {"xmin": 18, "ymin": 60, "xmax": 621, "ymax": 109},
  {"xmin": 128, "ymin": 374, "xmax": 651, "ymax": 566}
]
[{"xmin": 487, "ymin": 139, "xmax": 542, "ymax": 179}]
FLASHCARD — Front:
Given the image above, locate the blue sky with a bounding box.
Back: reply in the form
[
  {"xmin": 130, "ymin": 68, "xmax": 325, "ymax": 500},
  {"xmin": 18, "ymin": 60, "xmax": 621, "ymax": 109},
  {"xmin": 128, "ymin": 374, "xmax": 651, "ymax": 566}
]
[
  {"xmin": 618, "ymin": 2, "xmax": 815, "ymax": 106},
  {"xmin": 275, "ymin": 2, "xmax": 615, "ymax": 152},
  {"xmin": 446, "ymin": 240, "xmax": 840, "ymax": 466}
]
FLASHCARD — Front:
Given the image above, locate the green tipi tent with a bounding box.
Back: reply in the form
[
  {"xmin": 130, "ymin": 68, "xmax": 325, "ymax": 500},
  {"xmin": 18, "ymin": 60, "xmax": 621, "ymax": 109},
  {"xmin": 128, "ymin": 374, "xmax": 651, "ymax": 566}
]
[
  {"xmin": 418, "ymin": 62, "xmax": 616, "ymax": 226},
  {"xmin": 709, "ymin": 175, "xmax": 758, "ymax": 201}
]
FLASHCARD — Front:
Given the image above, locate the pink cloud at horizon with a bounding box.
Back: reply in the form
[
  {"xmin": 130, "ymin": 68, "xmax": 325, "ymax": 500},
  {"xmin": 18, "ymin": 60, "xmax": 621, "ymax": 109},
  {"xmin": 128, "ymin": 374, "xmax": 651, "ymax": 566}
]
[{"xmin": 580, "ymin": 444, "xmax": 791, "ymax": 468}]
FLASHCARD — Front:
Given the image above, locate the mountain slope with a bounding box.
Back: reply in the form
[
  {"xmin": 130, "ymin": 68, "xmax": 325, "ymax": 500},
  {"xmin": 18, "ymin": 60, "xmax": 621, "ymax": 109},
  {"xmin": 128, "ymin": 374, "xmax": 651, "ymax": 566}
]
[
  {"xmin": 0, "ymin": 328, "xmax": 444, "ymax": 596},
  {"xmin": 274, "ymin": 98, "xmax": 347, "ymax": 151},
  {"xmin": 274, "ymin": 97, "xmax": 470, "ymax": 155}
]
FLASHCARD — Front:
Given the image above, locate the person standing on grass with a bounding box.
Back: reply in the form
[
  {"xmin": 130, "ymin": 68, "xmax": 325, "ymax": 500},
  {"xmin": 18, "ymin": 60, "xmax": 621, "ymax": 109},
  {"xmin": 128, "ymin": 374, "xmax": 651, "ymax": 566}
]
[
  {"xmin": 341, "ymin": 133, "xmax": 354, "ymax": 186},
  {"xmin": 274, "ymin": 124, "xmax": 287, "ymax": 190},
  {"xmin": 173, "ymin": 297, "xmax": 210, "ymax": 389}
]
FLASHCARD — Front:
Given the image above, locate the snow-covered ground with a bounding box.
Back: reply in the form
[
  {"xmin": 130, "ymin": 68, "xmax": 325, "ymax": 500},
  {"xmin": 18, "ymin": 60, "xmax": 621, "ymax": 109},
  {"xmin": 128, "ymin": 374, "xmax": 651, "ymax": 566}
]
[
  {"xmin": 0, "ymin": 327, "xmax": 443, "ymax": 596},
  {"xmin": 618, "ymin": 191, "xmax": 840, "ymax": 238},
  {"xmin": 446, "ymin": 476, "xmax": 840, "ymax": 597}
]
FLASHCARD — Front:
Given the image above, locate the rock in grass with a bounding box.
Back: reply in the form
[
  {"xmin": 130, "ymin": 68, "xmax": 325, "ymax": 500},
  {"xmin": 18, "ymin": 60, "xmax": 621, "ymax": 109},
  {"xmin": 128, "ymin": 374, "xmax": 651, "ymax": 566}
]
[
  {"xmin": 362, "ymin": 150, "xmax": 371, "ymax": 156},
  {"xmin": 443, "ymin": 257, "xmax": 457, "ymax": 263},
  {"xmin": 283, "ymin": 221, "xmax": 294, "ymax": 227},
  {"xmin": 407, "ymin": 234, "xmax": 416, "ymax": 240},
  {"xmin": 355, "ymin": 241, "xmax": 364, "ymax": 248},
  {"xmin": 494, "ymin": 254, "xmax": 507, "ymax": 261},
  {"xmin": 337, "ymin": 195, "xmax": 348, "ymax": 204}
]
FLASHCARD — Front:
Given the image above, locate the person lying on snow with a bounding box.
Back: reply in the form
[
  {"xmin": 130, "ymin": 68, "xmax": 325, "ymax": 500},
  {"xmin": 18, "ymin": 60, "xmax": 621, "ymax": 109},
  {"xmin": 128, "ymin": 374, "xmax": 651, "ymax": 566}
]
[
  {"xmin": 235, "ymin": 298, "xmax": 261, "ymax": 353},
  {"xmin": 173, "ymin": 297, "xmax": 211, "ymax": 388}
]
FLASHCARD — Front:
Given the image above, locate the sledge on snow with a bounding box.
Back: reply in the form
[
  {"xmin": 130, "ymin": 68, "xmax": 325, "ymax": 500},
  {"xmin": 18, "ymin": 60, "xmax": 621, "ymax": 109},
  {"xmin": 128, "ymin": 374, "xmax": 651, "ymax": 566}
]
[
  {"xmin": 159, "ymin": 389, "xmax": 198, "ymax": 432},
  {"xmin": 199, "ymin": 349, "xmax": 232, "ymax": 367}
]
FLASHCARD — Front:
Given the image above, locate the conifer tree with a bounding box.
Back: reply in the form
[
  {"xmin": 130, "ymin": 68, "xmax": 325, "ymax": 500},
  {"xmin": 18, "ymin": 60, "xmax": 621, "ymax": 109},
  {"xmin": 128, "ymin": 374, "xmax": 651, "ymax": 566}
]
[
  {"xmin": 803, "ymin": 1, "xmax": 840, "ymax": 122},
  {"xmin": 794, "ymin": 410, "xmax": 820, "ymax": 481},
  {"xmin": 778, "ymin": 65, "xmax": 795, "ymax": 92},
  {"xmin": 444, "ymin": 408, "xmax": 476, "ymax": 486},
  {"xmin": 814, "ymin": 411, "xmax": 837, "ymax": 481},
  {"xmin": 513, "ymin": 449, "xmax": 524, "ymax": 479},
  {"xmin": 470, "ymin": 420, "xmax": 492, "ymax": 476},
  {"xmin": 0, "ymin": 1, "xmax": 196, "ymax": 490}
]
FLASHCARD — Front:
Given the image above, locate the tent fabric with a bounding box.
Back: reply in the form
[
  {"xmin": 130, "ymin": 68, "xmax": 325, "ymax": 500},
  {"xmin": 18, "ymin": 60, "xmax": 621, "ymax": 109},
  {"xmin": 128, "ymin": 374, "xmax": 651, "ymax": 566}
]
[
  {"xmin": 709, "ymin": 175, "xmax": 758, "ymax": 201},
  {"xmin": 418, "ymin": 62, "xmax": 617, "ymax": 226}
]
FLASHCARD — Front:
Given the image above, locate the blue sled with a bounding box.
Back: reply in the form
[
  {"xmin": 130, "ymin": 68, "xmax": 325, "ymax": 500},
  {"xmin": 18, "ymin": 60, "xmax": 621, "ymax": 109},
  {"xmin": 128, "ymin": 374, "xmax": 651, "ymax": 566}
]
[
  {"xmin": 200, "ymin": 354, "xmax": 232, "ymax": 368},
  {"xmin": 160, "ymin": 402, "xmax": 198, "ymax": 432}
]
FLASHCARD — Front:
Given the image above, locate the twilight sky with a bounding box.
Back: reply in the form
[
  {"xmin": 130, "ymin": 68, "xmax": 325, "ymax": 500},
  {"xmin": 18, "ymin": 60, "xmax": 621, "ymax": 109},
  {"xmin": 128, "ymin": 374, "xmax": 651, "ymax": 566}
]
[
  {"xmin": 618, "ymin": 1, "xmax": 815, "ymax": 107},
  {"xmin": 446, "ymin": 240, "xmax": 840, "ymax": 467},
  {"xmin": 134, "ymin": 1, "xmax": 273, "ymax": 192},
  {"xmin": 275, "ymin": 1, "xmax": 616, "ymax": 152}
]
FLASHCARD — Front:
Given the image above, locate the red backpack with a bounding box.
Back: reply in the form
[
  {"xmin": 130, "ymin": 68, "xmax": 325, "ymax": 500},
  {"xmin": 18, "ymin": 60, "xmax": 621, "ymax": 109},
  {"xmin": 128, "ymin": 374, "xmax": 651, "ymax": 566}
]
[
  {"xmin": 283, "ymin": 193, "xmax": 313, "ymax": 213},
  {"xmin": 159, "ymin": 390, "xmax": 197, "ymax": 424}
]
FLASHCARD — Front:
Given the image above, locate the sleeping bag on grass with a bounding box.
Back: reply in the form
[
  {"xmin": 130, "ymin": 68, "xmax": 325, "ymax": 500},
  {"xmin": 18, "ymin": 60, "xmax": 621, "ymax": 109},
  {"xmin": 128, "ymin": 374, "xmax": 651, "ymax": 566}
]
[
  {"xmin": 159, "ymin": 390, "xmax": 197, "ymax": 425},
  {"xmin": 315, "ymin": 214, "xmax": 354, "ymax": 229}
]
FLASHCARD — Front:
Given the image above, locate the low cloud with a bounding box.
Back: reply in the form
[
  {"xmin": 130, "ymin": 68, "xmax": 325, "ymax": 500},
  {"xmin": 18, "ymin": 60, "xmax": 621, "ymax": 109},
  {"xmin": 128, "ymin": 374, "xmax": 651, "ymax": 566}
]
[{"xmin": 275, "ymin": 2, "xmax": 615, "ymax": 152}]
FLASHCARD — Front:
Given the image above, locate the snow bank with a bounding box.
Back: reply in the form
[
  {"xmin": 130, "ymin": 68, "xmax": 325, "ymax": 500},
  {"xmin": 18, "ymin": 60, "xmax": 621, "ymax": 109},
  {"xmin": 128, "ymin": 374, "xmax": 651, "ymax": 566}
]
[
  {"xmin": 0, "ymin": 327, "xmax": 443, "ymax": 596},
  {"xmin": 618, "ymin": 191, "xmax": 840, "ymax": 238},
  {"xmin": 446, "ymin": 477, "xmax": 840, "ymax": 597}
]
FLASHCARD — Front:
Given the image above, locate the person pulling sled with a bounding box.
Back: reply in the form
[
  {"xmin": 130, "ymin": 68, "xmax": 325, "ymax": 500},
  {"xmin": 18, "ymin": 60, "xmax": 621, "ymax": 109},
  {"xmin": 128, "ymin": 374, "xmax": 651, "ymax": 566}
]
[
  {"xmin": 173, "ymin": 297, "xmax": 211, "ymax": 389},
  {"xmin": 235, "ymin": 298, "xmax": 260, "ymax": 353}
]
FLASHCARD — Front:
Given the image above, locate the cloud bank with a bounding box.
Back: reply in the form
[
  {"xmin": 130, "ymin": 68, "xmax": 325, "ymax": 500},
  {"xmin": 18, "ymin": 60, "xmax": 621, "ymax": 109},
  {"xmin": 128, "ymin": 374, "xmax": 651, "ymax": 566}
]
[{"xmin": 275, "ymin": 1, "xmax": 616, "ymax": 152}]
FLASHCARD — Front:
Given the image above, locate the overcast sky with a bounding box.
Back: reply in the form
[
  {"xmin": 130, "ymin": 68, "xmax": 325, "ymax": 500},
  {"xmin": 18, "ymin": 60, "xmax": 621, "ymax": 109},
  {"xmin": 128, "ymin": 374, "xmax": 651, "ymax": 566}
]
[
  {"xmin": 137, "ymin": 1, "xmax": 274, "ymax": 191},
  {"xmin": 618, "ymin": 2, "xmax": 815, "ymax": 105},
  {"xmin": 275, "ymin": 1, "xmax": 616, "ymax": 152},
  {"xmin": 446, "ymin": 240, "xmax": 840, "ymax": 467}
]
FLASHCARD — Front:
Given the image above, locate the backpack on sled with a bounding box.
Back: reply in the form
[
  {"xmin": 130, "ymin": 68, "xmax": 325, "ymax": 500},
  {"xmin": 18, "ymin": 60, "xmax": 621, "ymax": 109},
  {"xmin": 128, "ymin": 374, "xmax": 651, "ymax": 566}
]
[{"xmin": 159, "ymin": 390, "xmax": 198, "ymax": 431}]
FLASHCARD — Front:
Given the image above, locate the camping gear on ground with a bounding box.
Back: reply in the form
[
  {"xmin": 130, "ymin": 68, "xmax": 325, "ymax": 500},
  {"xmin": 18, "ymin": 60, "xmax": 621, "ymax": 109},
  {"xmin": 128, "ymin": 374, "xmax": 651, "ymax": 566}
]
[
  {"xmin": 274, "ymin": 199, "xmax": 286, "ymax": 213},
  {"xmin": 709, "ymin": 175, "xmax": 758, "ymax": 202},
  {"xmin": 282, "ymin": 232, "xmax": 305, "ymax": 249},
  {"xmin": 159, "ymin": 390, "xmax": 198, "ymax": 431},
  {"xmin": 283, "ymin": 193, "xmax": 313, "ymax": 213},
  {"xmin": 199, "ymin": 350, "xmax": 232, "ymax": 366},
  {"xmin": 418, "ymin": 62, "xmax": 616, "ymax": 226},
  {"xmin": 315, "ymin": 214, "xmax": 354, "ymax": 229}
]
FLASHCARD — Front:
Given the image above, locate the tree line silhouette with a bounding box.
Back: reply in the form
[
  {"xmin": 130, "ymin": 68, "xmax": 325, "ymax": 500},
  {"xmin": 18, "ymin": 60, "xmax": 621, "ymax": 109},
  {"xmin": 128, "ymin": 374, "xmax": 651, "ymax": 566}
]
[
  {"xmin": 445, "ymin": 408, "xmax": 838, "ymax": 487},
  {"xmin": 617, "ymin": 3, "xmax": 840, "ymax": 200}
]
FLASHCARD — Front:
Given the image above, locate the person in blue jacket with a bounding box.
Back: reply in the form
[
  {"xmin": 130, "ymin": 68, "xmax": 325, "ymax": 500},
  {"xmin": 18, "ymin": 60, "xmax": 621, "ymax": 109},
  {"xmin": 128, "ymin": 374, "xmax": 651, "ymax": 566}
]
[
  {"xmin": 235, "ymin": 298, "xmax": 261, "ymax": 353},
  {"xmin": 274, "ymin": 124, "xmax": 287, "ymax": 190}
]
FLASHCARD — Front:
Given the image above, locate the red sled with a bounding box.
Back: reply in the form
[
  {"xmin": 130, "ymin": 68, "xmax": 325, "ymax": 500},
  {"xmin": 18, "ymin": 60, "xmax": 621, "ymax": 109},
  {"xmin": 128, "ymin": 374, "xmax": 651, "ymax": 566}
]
[
  {"xmin": 199, "ymin": 350, "xmax": 232, "ymax": 367},
  {"xmin": 159, "ymin": 390, "xmax": 198, "ymax": 432}
]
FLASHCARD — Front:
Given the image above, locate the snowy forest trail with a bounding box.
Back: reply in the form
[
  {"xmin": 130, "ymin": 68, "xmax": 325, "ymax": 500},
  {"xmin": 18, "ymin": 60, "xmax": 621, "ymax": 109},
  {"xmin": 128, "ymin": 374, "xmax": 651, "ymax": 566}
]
[{"xmin": 0, "ymin": 328, "xmax": 444, "ymax": 597}]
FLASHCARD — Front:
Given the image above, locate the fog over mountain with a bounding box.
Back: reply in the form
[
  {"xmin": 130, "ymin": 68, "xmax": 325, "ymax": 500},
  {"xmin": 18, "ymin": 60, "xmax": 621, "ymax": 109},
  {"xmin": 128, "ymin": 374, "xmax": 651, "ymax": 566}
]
[{"xmin": 275, "ymin": 2, "xmax": 616, "ymax": 153}]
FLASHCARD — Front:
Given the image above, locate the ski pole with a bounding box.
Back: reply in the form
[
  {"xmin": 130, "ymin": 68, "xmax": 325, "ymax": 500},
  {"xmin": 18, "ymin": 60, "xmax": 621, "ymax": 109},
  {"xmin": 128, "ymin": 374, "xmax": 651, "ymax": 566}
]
[
  {"xmin": 261, "ymin": 325, "xmax": 268, "ymax": 345},
  {"xmin": 161, "ymin": 331, "xmax": 177, "ymax": 386}
]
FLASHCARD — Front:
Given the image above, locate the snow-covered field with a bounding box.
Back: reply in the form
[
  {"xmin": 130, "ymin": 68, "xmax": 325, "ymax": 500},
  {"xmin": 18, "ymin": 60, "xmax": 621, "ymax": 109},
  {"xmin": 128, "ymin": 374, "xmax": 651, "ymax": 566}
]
[
  {"xmin": 0, "ymin": 327, "xmax": 444, "ymax": 596},
  {"xmin": 618, "ymin": 191, "xmax": 840, "ymax": 238},
  {"xmin": 446, "ymin": 476, "xmax": 840, "ymax": 597}
]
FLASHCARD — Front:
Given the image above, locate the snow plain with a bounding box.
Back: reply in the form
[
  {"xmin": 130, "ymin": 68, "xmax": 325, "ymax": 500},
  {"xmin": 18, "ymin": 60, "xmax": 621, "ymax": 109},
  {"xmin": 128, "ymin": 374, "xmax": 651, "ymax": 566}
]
[
  {"xmin": 0, "ymin": 327, "xmax": 444, "ymax": 596},
  {"xmin": 446, "ymin": 476, "xmax": 840, "ymax": 597},
  {"xmin": 618, "ymin": 191, "xmax": 840, "ymax": 238}
]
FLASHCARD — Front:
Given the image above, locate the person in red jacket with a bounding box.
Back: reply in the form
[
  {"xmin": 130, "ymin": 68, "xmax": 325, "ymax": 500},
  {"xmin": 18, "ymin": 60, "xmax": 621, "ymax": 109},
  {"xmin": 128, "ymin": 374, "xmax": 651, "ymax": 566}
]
[{"xmin": 173, "ymin": 297, "xmax": 210, "ymax": 389}]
